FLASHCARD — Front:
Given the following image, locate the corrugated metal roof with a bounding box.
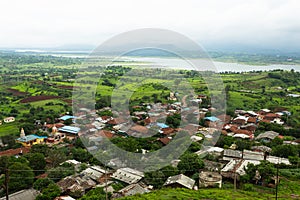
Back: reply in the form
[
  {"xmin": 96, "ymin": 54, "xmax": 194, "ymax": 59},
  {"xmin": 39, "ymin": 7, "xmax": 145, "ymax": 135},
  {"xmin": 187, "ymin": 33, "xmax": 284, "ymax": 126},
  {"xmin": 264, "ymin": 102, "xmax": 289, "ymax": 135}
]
[
  {"xmin": 58, "ymin": 126, "xmax": 80, "ymax": 134},
  {"xmin": 0, "ymin": 189, "xmax": 39, "ymax": 200}
]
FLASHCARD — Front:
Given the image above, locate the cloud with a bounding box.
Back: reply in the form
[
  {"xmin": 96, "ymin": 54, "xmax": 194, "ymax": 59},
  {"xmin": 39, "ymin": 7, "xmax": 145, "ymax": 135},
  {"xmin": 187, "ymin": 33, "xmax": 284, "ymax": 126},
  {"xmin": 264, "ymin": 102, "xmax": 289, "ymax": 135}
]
[{"xmin": 0, "ymin": 0, "xmax": 299, "ymax": 51}]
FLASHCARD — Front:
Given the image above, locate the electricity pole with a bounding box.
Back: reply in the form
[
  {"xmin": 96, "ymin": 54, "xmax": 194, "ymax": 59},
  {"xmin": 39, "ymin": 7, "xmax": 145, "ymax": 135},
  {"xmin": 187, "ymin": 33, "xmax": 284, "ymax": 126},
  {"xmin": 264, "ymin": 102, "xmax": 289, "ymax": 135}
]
[
  {"xmin": 4, "ymin": 168, "xmax": 9, "ymax": 200},
  {"xmin": 275, "ymin": 159, "xmax": 279, "ymax": 200}
]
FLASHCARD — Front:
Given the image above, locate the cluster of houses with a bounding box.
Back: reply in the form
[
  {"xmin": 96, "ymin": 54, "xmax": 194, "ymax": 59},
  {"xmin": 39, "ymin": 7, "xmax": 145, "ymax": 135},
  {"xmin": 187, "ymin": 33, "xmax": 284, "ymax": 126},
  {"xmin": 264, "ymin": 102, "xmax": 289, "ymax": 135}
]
[
  {"xmin": 201, "ymin": 108, "xmax": 290, "ymax": 140},
  {"xmin": 1, "ymin": 94, "xmax": 299, "ymax": 199}
]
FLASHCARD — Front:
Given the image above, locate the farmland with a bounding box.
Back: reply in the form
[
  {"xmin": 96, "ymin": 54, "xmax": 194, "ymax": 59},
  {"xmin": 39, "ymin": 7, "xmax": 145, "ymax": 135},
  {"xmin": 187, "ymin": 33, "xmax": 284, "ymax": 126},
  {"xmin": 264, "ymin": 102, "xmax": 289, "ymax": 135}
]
[{"xmin": 1, "ymin": 53, "xmax": 300, "ymax": 137}]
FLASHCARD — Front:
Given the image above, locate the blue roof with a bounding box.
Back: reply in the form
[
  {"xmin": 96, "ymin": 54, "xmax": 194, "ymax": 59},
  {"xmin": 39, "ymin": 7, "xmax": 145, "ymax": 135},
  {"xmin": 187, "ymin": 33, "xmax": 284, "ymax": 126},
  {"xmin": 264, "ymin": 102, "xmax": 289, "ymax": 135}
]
[
  {"xmin": 16, "ymin": 134, "xmax": 47, "ymax": 142},
  {"xmin": 58, "ymin": 126, "xmax": 80, "ymax": 134},
  {"xmin": 59, "ymin": 115, "xmax": 76, "ymax": 121},
  {"xmin": 156, "ymin": 123, "xmax": 169, "ymax": 128},
  {"xmin": 204, "ymin": 116, "xmax": 220, "ymax": 122}
]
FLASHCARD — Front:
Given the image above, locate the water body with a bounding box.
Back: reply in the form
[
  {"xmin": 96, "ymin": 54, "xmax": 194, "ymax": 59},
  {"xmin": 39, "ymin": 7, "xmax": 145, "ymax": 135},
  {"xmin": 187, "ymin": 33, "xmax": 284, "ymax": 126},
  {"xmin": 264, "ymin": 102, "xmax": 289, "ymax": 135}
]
[
  {"xmin": 128, "ymin": 57, "xmax": 300, "ymax": 72},
  {"xmin": 13, "ymin": 49, "xmax": 300, "ymax": 72}
]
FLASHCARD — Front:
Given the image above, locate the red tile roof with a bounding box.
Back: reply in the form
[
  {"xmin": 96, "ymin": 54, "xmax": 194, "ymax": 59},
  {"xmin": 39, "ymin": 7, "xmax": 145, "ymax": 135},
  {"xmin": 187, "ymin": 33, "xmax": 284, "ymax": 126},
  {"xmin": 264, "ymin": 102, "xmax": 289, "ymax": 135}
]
[
  {"xmin": 247, "ymin": 117, "xmax": 257, "ymax": 124},
  {"xmin": 158, "ymin": 137, "xmax": 171, "ymax": 145},
  {"xmin": 234, "ymin": 129, "xmax": 252, "ymax": 136},
  {"xmin": 161, "ymin": 128, "xmax": 176, "ymax": 135},
  {"xmin": 129, "ymin": 125, "xmax": 148, "ymax": 134},
  {"xmin": 99, "ymin": 130, "xmax": 114, "ymax": 139}
]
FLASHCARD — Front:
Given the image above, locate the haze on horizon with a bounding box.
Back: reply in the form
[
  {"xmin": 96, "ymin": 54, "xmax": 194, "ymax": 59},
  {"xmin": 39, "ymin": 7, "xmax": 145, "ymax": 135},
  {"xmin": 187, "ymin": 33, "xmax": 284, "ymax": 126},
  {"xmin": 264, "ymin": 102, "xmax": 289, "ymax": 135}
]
[{"xmin": 0, "ymin": 0, "xmax": 300, "ymax": 53}]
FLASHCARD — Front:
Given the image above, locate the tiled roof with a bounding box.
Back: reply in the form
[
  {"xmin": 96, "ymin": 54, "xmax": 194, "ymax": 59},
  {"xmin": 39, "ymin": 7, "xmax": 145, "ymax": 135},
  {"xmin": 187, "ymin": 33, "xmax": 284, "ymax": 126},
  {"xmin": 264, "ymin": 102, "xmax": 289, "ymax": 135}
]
[{"xmin": 158, "ymin": 137, "xmax": 171, "ymax": 145}]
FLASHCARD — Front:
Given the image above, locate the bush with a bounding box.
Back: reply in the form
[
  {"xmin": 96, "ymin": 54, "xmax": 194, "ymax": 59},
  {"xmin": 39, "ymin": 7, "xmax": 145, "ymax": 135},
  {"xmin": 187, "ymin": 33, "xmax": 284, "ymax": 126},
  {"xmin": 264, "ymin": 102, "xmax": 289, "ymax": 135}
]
[{"xmin": 244, "ymin": 183, "xmax": 254, "ymax": 191}]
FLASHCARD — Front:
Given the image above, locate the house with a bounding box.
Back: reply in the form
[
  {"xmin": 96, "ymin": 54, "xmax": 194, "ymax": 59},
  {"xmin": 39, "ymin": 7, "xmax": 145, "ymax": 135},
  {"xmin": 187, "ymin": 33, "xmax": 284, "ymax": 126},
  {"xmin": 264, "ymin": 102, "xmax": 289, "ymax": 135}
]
[
  {"xmin": 199, "ymin": 171, "xmax": 222, "ymax": 188},
  {"xmin": 255, "ymin": 131, "xmax": 279, "ymax": 142},
  {"xmin": 81, "ymin": 166, "xmax": 107, "ymax": 182},
  {"xmin": 195, "ymin": 147, "xmax": 224, "ymax": 157},
  {"xmin": 0, "ymin": 189, "xmax": 39, "ymax": 200},
  {"xmin": 217, "ymin": 114, "xmax": 231, "ymax": 124},
  {"xmin": 242, "ymin": 150, "xmax": 264, "ymax": 161},
  {"xmin": 160, "ymin": 127, "xmax": 176, "ymax": 136},
  {"xmin": 127, "ymin": 125, "xmax": 148, "ymax": 137},
  {"xmin": 59, "ymin": 115, "xmax": 76, "ymax": 121},
  {"xmin": 112, "ymin": 183, "xmax": 150, "ymax": 198},
  {"xmin": 204, "ymin": 116, "xmax": 221, "ymax": 127},
  {"xmin": 15, "ymin": 128, "xmax": 47, "ymax": 147},
  {"xmin": 58, "ymin": 126, "xmax": 80, "ymax": 135},
  {"xmin": 4, "ymin": 117, "xmax": 15, "ymax": 123},
  {"xmin": 222, "ymin": 149, "xmax": 242, "ymax": 161},
  {"xmin": 57, "ymin": 176, "xmax": 96, "ymax": 195},
  {"xmin": 251, "ymin": 146, "xmax": 272, "ymax": 153},
  {"xmin": 247, "ymin": 117, "xmax": 257, "ymax": 124},
  {"xmin": 263, "ymin": 113, "xmax": 279, "ymax": 121},
  {"xmin": 232, "ymin": 118, "xmax": 246, "ymax": 126},
  {"xmin": 157, "ymin": 137, "xmax": 171, "ymax": 145},
  {"xmin": 233, "ymin": 134, "xmax": 250, "ymax": 139},
  {"xmin": 266, "ymin": 156, "xmax": 291, "ymax": 165},
  {"xmin": 221, "ymin": 159, "xmax": 261, "ymax": 180},
  {"xmin": 55, "ymin": 196, "xmax": 76, "ymax": 200},
  {"xmin": 163, "ymin": 174, "xmax": 195, "ymax": 190},
  {"xmin": 111, "ymin": 168, "xmax": 144, "ymax": 184}
]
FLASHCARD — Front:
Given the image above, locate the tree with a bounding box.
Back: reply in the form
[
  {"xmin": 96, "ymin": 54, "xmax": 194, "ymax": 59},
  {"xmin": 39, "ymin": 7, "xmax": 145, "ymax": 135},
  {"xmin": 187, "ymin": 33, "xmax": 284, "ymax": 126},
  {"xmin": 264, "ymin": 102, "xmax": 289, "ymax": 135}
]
[
  {"xmin": 30, "ymin": 144, "xmax": 50, "ymax": 156},
  {"xmin": 178, "ymin": 153, "xmax": 204, "ymax": 176},
  {"xmin": 33, "ymin": 178, "xmax": 55, "ymax": 191},
  {"xmin": 8, "ymin": 162, "xmax": 35, "ymax": 193},
  {"xmin": 47, "ymin": 164, "xmax": 75, "ymax": 181},
  {"xmin": 272, "ymin": 144, "xmax": 298, "ymax": 158},
  {"xmin": 80, "ymin": 187, "xmax": 108, "ymax": 200},
  {"xmin": 166, "ymin": 113, "xmax": 181, "ymax": 128},
  {"xmin": 71, "ymin": 148, "xmax": 92, "ymax": 163},
  {"xmin": 36, "ymin": 183, "xmax": 61, "ymax": 200},
  {"xmin": 25, "ymin": 153, "xmax": 46, "ymax": 175},
  {"xmin": 144, "ymin": 170, "xmax": 166, "ymax": 189},
  {"xmin": 242, "ymin": 161, "xmax": 276, "ymax": 184},
  {"xmin": 47, "ymin": 148, "xmax": 67, "ymax": 168}
]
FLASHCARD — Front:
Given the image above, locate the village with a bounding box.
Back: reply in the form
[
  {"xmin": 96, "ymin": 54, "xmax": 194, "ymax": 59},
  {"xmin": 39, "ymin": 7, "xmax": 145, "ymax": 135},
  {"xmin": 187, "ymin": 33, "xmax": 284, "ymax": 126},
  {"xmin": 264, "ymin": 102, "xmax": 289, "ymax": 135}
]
[{"xmin": 0, "ymin": 92, "xmax": 299, "ymax": 200}]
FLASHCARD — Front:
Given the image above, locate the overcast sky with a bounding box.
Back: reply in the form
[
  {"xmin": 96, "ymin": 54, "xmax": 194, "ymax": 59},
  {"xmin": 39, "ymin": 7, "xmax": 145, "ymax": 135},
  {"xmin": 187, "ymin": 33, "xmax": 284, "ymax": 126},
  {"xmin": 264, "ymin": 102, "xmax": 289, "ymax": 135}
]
[{"xmin": 0, "ymin": 0, "xmax": 299, "ymax": 51}]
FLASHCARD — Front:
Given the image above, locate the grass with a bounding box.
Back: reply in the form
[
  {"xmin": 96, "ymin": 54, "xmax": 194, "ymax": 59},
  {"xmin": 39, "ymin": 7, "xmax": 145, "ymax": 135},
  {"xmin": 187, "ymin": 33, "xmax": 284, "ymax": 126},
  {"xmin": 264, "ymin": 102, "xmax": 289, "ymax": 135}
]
[
  {"xmin": 120, "ymin": 187, "xmax": 274, "ymax": 200},
  {"xmin": 0, "ymin": 122, "xmax": 19, "ymax": 137},
  {"xmin": 120, "ymin": 179, "xmax": 300, "ymax": 200}
]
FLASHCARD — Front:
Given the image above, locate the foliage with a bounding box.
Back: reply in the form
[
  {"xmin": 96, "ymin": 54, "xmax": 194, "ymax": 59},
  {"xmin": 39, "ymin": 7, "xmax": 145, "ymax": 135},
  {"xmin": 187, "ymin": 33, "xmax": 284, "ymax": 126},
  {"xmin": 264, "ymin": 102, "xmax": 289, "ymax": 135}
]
[
  {"xmin": 33, "ymin": 178, "xmax": 55, "ymax": 191},
  {"xmin": 79, "ymin": 187, "xmax": 108, "ymax": 200},
  {"xmin": 71, "ymin": 148, "xmax": 93, "ymax": 163},
  {"xmin": 47, "ymin": 164, "xmax": 75, "ymax": 181},
  {"xmin": 24, "ymin": 152, "xmax": 46, "ymax": 175},
  {"xmin": 271, "ymin": 144, "xmax": 298, "ymax": 158},
  {"xmin": 144, "ymin": 166, "xmax": 179, "ymax": 189},
  {"xmin": 47, "ymin": 148, "xmax": 68, "ymax": 168},
  {"xmin": 177, "ymin": 153, "xmax": 204, "ymax": 176},
  {"xmin": 36, "ymin": 183, "xmax": 61, "ymax": 200},
  {"xmin": 8, "ymin": 162, "xmax": 35, "ymax": 193},
  {"xmin": 30, "ymin": 144, "xmax": 50, "ymax": 156},
  {"xmin": 166, "ymin": 113, "xmax": 181, "ymax": 128}
]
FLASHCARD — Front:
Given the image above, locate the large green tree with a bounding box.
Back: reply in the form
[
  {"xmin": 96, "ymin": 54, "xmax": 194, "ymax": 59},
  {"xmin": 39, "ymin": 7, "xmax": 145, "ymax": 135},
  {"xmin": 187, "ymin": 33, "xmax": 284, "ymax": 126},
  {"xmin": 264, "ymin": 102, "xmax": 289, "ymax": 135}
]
[
  {"xmin": 177, "ymin": 153, "xmax": 204, "ymax": 176},
  {"xmin": 25, "ymin": 153, "xmax": 46, "ymax": 175},
  {"xmin": 8, "ymin": 162, "xmax": 35, "ymax": 193}
]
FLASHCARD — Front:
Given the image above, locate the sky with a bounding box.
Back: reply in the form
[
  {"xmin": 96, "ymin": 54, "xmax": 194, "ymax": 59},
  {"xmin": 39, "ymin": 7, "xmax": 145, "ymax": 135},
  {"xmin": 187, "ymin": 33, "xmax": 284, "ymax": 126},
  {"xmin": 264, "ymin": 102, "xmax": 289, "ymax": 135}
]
[{"xmin": 0, "ymin": 0, "xmax": 300, "ymax": 52}]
